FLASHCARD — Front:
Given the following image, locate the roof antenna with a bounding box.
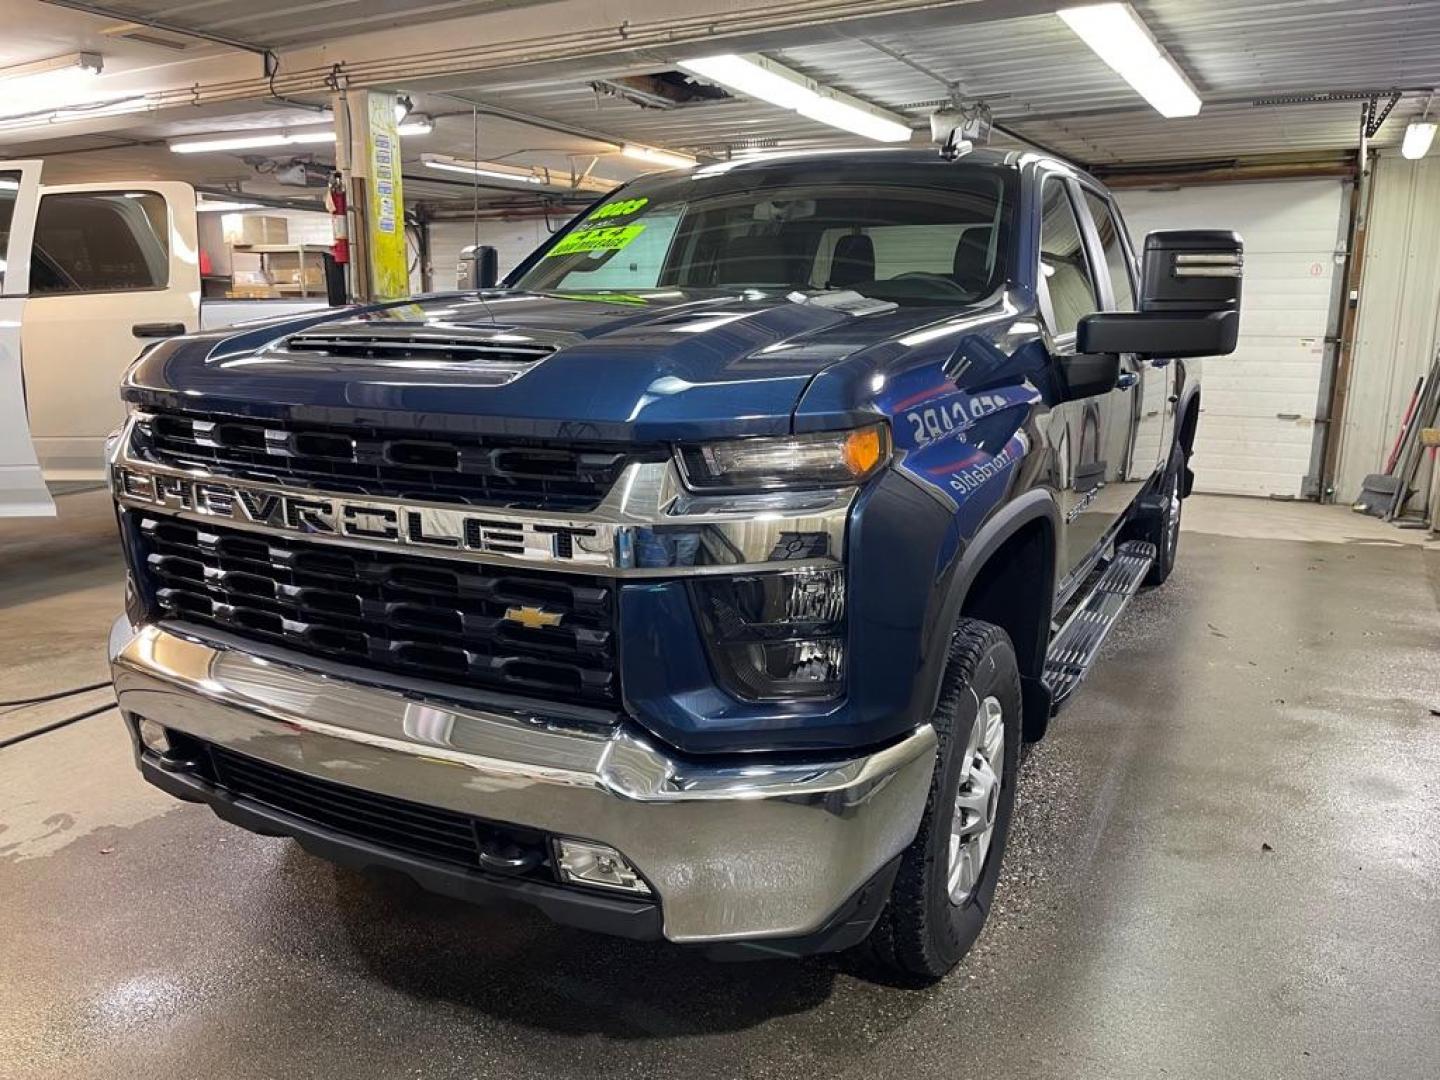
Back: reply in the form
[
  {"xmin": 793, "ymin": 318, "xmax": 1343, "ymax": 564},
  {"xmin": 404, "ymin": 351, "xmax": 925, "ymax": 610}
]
[{"xmin": 931, "ymin": 99, "xmax": 991, "ymax": 160}]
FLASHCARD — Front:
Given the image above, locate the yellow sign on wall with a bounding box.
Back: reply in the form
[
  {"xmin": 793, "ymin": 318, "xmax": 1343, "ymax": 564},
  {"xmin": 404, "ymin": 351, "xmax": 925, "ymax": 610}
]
[{"xmin": 364, "ymin": 91, "xmax": 409, "ymax": 299}]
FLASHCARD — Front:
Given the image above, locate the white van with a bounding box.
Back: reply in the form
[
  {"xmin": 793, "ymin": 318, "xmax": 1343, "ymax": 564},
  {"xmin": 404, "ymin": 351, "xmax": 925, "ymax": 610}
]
[{"xmin": 0, "ymin": 161, "xmax": 326, "ymax": 515}]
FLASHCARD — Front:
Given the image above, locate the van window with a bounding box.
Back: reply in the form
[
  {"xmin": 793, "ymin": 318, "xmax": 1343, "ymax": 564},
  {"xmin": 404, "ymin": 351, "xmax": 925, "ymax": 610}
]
[
  {"xmin": 1038, "ymin": 179, "xmax": 1098, "ymax": 338},
  {"xmin": 30, "ymin": 191, "xmax": 169, "ymax": 294},
  {"xmin": 0, "ymin": 171, "xmax": 19, "ymax": 291}
]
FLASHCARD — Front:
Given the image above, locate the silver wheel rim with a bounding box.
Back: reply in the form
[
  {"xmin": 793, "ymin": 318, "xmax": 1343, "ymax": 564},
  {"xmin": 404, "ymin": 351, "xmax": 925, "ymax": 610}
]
[{"xmin": 948, "ymin": 693, "xmax": 1005, "ymax": 905}]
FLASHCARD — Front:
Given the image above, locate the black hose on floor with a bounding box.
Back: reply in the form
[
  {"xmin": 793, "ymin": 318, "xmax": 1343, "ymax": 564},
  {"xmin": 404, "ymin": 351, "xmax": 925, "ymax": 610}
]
[
  {"xmin": 0, "ymin": 679, "xmax": 111, "ymax": 708},
  {"xmin": 0, "ymin": 702, "xmax": 117, "ymax": 750}
]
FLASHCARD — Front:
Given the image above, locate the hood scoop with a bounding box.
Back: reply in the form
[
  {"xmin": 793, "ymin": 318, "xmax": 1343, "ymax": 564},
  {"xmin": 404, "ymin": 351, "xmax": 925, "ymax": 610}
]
[{"xmin": 274, "ymin": 326, "xmax": 557, "ymax": 384}]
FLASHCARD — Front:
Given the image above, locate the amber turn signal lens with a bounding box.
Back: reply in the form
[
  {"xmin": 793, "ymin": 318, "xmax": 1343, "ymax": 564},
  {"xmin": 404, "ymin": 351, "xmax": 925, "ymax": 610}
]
[{"xmin": 842, "ymin": 425, "xmax": 886, "ymax": 477}]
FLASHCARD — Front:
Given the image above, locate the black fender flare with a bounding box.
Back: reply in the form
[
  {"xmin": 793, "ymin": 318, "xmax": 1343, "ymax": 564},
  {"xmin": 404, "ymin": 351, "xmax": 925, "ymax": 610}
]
[
  {"xmin": 1173, "ymin": 380, "xmax": 1202, "ymax": 497},
  {"xmin": 915, "ymin": 486, "xmax": 1061, "ymax": 741}
]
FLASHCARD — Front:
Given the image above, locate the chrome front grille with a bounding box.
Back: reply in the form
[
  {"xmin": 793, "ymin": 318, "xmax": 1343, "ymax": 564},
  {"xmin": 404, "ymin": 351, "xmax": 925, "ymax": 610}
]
[
  {"xmin": 133, "ymin": 514, "xmax": 618, "ymax": 706},
  {"xmin": 131, "ymin": 410, "xmax": 658, "ymax": 512}
]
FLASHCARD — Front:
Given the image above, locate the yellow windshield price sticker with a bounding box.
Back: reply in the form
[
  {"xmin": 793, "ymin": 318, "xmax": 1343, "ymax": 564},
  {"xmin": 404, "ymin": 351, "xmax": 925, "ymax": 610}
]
[
  {"xmin": 546, "ymin": 223, "xmax": 646, "ymax": 257},
  {"xmin": 587, "ymin": 197, "xmax": 649, "ymax": 223}
]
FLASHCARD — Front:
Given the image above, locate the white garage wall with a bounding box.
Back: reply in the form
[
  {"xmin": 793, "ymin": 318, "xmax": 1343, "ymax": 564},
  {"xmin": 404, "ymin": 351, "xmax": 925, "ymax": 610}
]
[
  {"xmin": 1116, "ymin": 180, "xmax": 1347, "ymax": 498},
  {"xmin": 1334, "ymin": 152, "xmax": 1440, "ymax": 504},
  {"xmin": 422, "ymin": 219, "xmax": 554, "ymax": 292}
]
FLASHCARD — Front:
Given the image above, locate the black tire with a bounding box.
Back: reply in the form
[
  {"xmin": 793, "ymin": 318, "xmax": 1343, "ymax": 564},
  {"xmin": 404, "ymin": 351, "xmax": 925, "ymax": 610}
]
[
  {"xmin": 1140, "ymin": 442, "xmax": 1185, "ymax": 586},
  {"xmin": 865, "ymin": 619, "xmax": 1022, "ymax": 983}
]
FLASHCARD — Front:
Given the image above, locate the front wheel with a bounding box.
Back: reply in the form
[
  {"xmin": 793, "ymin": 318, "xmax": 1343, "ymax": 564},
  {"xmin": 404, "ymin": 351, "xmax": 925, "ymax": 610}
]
[
  {"xmin": 1143, "ymin": 443, "xmax": 1184, "ymax": 586},
  {"xmin": 864, "ymin": 619, "xmax": 1022, "ymax": 983}
]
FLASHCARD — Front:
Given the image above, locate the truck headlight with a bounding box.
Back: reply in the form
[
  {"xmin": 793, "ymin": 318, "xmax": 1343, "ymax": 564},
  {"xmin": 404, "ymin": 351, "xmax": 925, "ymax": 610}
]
[
  {"xmin": 690, "ymin": 568, "xmax": 846, "ymax": 700},
  {"xmin": 676, "ymin": 424, "xmax": 888, "ymax": 492}
]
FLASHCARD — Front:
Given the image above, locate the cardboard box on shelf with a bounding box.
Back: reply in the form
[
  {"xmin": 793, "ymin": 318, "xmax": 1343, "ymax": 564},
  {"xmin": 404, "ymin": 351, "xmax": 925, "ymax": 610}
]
[
  {"xmin": 265, "ymin": 251, "xmax": 326, "ymax": 288},
  {"xmin": 223, "ymin": 214, "xmax": 290, "ymax": 246},
  {"xmin": 227, "ymin": 283, "xmax": 280, "ymax": 299}
]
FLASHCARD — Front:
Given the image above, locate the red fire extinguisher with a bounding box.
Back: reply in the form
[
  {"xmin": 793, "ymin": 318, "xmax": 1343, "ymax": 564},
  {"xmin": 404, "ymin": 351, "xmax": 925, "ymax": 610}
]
[{"xmin": 324, "ymin": 171, "xmax": 349, "ymax": 305}]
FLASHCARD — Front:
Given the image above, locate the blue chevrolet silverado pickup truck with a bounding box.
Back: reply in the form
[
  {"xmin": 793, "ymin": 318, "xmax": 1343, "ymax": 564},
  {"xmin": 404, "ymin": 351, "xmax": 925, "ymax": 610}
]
[{"xmin": 107, "ymin": 147, "xmax": 1242, "ymax": 981}]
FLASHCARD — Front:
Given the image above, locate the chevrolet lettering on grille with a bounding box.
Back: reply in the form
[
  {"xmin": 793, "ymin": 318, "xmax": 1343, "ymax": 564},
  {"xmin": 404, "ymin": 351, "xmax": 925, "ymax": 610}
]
[{"xmin": 114, "ymin": 464, "xmax": 616, "ymax": 569}]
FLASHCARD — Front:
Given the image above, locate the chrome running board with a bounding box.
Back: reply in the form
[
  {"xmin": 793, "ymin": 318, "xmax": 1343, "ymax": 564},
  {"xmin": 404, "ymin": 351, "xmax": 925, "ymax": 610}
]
[{"xmin": 1042, "ymin": 540, "xmax": 1155, "ymax": 710}]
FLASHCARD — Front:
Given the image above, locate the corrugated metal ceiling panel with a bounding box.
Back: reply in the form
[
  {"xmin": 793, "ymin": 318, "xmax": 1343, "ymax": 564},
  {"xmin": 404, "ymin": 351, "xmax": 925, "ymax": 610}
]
[
  {"xmin": 94, "ymin": 0, "xmax": 557, "ymax": 49},
  {"xmin": 447, "ymin": 0, "xmax": 1439, "ymax": 167}
]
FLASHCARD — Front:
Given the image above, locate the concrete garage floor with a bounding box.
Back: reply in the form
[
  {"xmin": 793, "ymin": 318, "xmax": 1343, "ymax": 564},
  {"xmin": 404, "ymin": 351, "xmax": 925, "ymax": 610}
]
[{"xmin": 2, "ymin": 491, "xmax": 1437, "ymax": 1080}]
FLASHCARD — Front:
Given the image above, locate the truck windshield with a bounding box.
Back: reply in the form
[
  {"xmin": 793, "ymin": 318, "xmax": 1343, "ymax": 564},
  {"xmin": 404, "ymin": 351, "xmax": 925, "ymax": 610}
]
[{"xmin": 514, "ymin": 171, "xmax": 1011, "ymax": 306}]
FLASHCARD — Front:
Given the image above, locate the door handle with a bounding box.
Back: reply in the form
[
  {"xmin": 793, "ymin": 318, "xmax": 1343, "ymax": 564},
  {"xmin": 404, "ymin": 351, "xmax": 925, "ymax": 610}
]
[
  {"xmin": 132, "ymin": 322, "xmax": 186, "ymax": 339},
  {"xmin": 1116, "ymin": 371, "xmax": 1139, "ymax": 391}
]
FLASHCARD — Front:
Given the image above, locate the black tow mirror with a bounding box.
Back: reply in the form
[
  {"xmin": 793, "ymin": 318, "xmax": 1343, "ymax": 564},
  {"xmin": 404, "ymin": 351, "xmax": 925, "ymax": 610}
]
[
  {"xmin": 1078, "ymin": 309, "xmax": 1238, "ymax": 358},
  {"xmin": 459, "ymin": 244, "xmax": 500, "ymax": 289},
  {"xmin": 1077, "ymin": 229, "xmax": 1243, "ymax": 360},
  {"xmin": 1057, "ymin": 352, "xmax": 1122, "ymax": 400}
]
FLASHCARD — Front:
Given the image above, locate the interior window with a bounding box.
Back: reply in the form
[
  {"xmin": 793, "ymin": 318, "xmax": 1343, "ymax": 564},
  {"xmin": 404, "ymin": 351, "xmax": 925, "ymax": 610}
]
[
  {"xmin": 1038, "ymin": 179, "xmax": 1099, "ymax": 338},
  {"xmin": 30, "ymin": 191, "xmax": 169, "ymax": 295},
  {"xmin": 1082, "ymin": 189, "xmax": 1136, "ymax": 312},
  {"xmin": 0, "ymin": 171, "xmax": 19, "ymax": 292}
]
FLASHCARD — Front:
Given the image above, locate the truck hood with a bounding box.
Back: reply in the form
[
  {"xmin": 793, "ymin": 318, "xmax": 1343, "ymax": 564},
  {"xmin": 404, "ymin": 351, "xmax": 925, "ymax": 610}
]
[{"xmin": 124, "ymin": 289, "xmax": 949, "ymax": 441}]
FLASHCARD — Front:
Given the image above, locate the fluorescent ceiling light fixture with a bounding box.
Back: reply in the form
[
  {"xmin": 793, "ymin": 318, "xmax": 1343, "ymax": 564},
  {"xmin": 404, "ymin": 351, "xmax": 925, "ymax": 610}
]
[
  {"xmin": 1401, "ymin": 120, "xmax": 1436, "ymax": 160},
  {"xmin": 679, "ymin": 53, "xmax": 912, "ymax": 143},
  {"xmin": 171, "ymin": 120, "xmax": 431, "ymax": 153},
  {"xmin": 0, "ymin": 51, "xmax": 107, "ymax": 121},
  {"xmin": 800, "ymin": 96, "xmax": 911, "ymax": 144},
  {"xmin": 422, "ymin": 155, "xmax": 544, "ymax": 184},
  {"xmin": 421, "ymin": 153, "xmax": 615, "ymax": 193},
  {"xmin": 621, "ymin": 144, "xmax": 696, "ymax": 169},
  {"xmin": 0, "ymin": 178, "xmax": 19, "ymax": 190},
  {"xmin": 170, "ymin": 129, "xmax": 331, "ymax": 153},
  {"xmin": 1058, "ymin": 4, "xmax": 1202, "ymax": 118}
]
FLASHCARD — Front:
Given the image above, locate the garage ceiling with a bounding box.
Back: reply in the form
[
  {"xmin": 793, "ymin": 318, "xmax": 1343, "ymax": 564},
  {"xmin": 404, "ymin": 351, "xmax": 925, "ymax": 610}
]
[
  {"xmin": 463, "ymin": 0, "xmax": 1440, "ymax": 166},
  {"xmin": 6, "ymin": 0, "xmax": 1440, "ymax": 203},
  {"xmin": 39, "ymin": 0, "xmax": 563, "ymax": 50}
]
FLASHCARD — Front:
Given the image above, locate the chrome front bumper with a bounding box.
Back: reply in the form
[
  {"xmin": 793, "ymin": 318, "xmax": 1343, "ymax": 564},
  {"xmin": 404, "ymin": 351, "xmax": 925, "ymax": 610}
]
[{"xmin": 110, "ymin": 618, "xmax": 936, "ymax": 944}]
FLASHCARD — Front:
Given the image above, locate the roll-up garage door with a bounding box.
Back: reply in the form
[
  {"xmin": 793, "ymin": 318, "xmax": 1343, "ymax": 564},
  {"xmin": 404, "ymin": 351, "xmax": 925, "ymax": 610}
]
[{"xmin": 1116, "ymin": 180, "xmax": 1347, "ymax": 498}]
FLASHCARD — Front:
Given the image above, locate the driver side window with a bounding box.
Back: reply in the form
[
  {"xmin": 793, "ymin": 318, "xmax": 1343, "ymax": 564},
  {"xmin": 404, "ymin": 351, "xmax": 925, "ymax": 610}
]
[{"xmin": 1038, "ymin": 179, "xmax": 1099, "ymax": 340}]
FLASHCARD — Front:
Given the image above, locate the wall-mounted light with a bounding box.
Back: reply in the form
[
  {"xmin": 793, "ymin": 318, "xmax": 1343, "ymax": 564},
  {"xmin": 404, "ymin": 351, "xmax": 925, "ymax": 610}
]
[
  {"xmin": 679, "ymin": 54, "xmax": 912, "ymax": 143},
  {"xmin": 1058, "ymin": 3, "xmax": 1202, "ymax": 118},
  {"xmin": 1401, "ymin": 120, "xmax": 1436, "ymax": 160}
]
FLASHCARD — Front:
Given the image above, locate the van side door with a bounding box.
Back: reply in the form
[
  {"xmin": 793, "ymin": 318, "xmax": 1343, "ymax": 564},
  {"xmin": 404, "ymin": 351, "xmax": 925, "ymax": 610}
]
[
  {"xmin": 21, "ymin": 181, "xmax": 200, "ymax": 481},
  {"xmin": 0, "ymin": 160, "xmax": 52, "ymax": 517}
]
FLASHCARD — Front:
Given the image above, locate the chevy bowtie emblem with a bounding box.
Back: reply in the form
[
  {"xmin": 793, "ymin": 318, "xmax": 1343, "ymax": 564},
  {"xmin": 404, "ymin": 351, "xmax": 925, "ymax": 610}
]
[{"xmin": 504, "ymin": 606, "xmax": 564, "ymax": 630}]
